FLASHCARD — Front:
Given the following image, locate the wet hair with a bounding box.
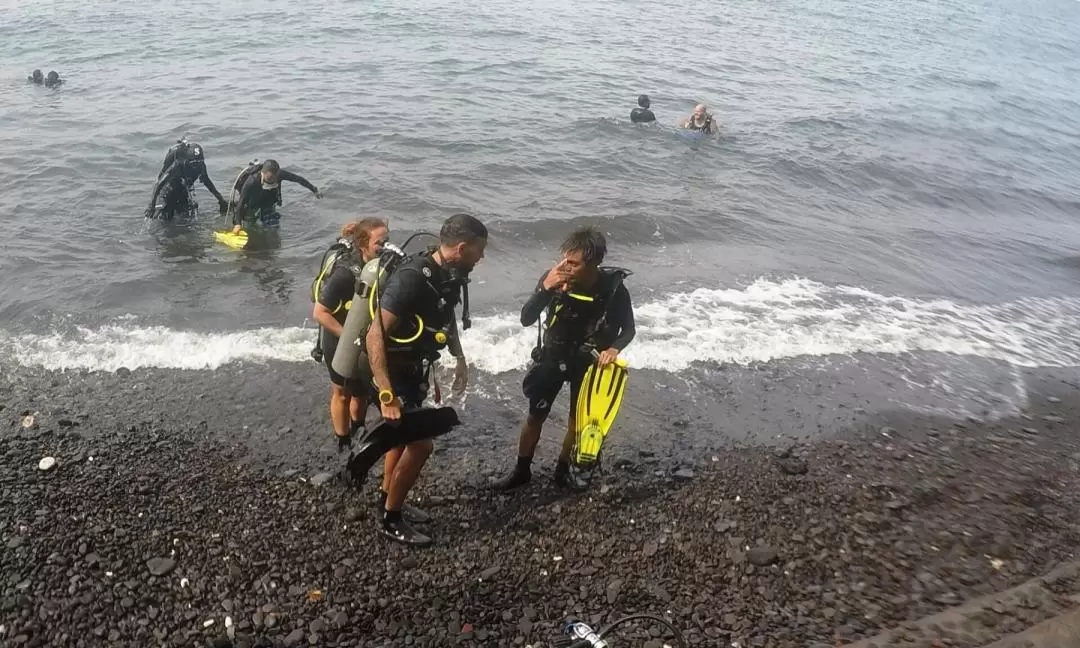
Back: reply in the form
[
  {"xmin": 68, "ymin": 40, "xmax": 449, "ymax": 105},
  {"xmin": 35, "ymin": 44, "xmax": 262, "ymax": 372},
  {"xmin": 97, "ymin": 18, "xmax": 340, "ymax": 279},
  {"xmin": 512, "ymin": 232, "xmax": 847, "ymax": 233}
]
[
  {"xmin": 638, "ymin": 94, "xmax": 650, "ymax": 108},
  {"xmin": 561, "ymin": 226, "xmax": 607, "ymax": 266},
  {"xmin": 30, "ymin": 69, "xmax": 43, "ymax": 83},
  {"xmin": 261, "ymin": 159, "xmax": 280, "ymax": 174},
  {"xmin": 440, "ymin": 213, "xmax": 488, "ymax": 246},
  {"xmin": 341, "ymin": 217, "xmax": 387, "ymax": 248},
  {"xmin": 47, "ymin": 71, "xmax": 59, "ymax": 81}
]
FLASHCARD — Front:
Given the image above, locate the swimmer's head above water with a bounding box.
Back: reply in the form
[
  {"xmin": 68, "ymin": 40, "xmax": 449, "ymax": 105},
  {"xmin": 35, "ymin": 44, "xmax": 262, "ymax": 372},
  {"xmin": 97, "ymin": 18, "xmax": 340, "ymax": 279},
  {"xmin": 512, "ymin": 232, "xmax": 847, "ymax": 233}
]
[
  {"xmin": 28, "ymin": 69, "xmax": 43, "ymax": 85},
  {"xmin": 638, "ymin": 94, "xmax": 651, "ymax": 108},
  {"xmin": 259, "ymin": 159, "xmax": 281, "ymax": 188},
  {"xmin": 44, "ymin": 71, "xmax": 62, "ymax": 88}
]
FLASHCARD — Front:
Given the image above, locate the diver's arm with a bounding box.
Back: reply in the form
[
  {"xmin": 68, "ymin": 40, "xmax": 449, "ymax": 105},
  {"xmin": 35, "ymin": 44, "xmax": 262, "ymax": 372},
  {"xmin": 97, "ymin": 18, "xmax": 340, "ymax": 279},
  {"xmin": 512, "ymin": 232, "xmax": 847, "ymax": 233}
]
[
  {"xmin": 279, "ymin": 169, "xmax": 319, "ymax": 194},
  {"xmin": 366, "ymin": 309, "xmax": 399, "ymax": 394},
  {"xmin": 158, "ymin": 149, "xmax": 175, "ymax": 178},
  {"xmin": 198, "ymin": 164, "xmax": 227, "ymax": 205},
  {"xmin": 609, "ymin": 286, "xmax": 636, "ymax": 351},
  {"xmin": 446, "ymin": 313, "xmax": 465, "ymax": 359},
  {"xmin": 147, "ymin": 163, "xmax": 179, "ymax": 210},
  {"xmin": 521, "ymin": 286, "xmax": 554, "ymax": 327},
  {"xmin": 313, "ymin": 303, "xmax": 344, "ymax": 338}
]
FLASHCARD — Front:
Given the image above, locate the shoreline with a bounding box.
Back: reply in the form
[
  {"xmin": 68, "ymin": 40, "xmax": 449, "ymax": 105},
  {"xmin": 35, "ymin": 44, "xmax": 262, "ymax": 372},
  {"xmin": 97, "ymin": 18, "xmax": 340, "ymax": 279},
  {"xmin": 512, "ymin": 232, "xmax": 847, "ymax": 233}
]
[{"xmin": 3, "ymin": 361, "xmax": 1080, "ymax": 646}]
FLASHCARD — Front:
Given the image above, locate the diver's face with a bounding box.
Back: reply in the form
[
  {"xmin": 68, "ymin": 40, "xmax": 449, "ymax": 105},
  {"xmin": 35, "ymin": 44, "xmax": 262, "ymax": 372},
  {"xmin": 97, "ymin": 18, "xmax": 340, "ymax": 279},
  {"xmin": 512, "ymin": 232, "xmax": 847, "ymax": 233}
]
[
  {"xmin": 693, "ymin": 106, "xmax": 706, "ymax": 119},
  {"xmin": 560, "ymin": 249, "xmax": 591, "ymax": 283},
  {"xmin": 260, "ymin": 170, "xmax": 279, "ymax": 187},
  {"xmin": 364, "ymin": 226, "xmax": 389, "ymax": 262},
  {"xmin": 452, "ymin": 239, "xmax": 487, "ymax": 273}
]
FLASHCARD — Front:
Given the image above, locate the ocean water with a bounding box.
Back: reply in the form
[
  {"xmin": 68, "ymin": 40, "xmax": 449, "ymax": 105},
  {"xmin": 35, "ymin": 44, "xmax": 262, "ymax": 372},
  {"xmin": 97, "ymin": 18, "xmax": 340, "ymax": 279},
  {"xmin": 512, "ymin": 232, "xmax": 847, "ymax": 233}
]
[{"xmin": 2, "ymin": 0, "xmax": 1080, "ymax": 414}]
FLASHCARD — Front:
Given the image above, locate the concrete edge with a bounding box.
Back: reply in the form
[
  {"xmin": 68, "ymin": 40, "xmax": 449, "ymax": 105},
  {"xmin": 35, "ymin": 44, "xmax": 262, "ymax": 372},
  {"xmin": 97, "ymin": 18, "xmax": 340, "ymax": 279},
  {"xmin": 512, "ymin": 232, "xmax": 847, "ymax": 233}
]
[{"xmin": 844, "ymin": 558, "xmax": 1080, "ymax": 648}]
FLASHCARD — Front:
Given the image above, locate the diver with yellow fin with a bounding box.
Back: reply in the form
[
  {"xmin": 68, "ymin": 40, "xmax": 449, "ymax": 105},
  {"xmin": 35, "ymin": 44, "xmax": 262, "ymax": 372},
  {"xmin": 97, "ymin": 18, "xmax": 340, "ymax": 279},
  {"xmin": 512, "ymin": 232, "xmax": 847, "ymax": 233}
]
[
  {"xmin": 342, "ymin": 213, "xmax": 486, "ymax": 546},
  {"xmin": 493, "ymin": 226, "xmax": 635, "ymax": 492}
]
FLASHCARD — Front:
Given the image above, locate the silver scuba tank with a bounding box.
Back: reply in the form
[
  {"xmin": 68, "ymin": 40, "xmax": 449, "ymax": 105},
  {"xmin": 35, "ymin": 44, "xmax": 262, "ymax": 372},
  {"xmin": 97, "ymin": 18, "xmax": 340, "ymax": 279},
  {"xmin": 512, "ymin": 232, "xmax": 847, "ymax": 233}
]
[{"xmin": 330, "ymin": 255, "xmax": 390, "ymax": 379}]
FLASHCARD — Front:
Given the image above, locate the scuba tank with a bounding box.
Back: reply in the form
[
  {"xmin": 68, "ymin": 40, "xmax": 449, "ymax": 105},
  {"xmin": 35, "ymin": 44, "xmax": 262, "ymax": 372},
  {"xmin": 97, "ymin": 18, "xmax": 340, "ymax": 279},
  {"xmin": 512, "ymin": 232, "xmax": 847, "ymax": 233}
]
[{"xmin": 330, "ymin": 249, "xmax": 402, "ymax": 378}]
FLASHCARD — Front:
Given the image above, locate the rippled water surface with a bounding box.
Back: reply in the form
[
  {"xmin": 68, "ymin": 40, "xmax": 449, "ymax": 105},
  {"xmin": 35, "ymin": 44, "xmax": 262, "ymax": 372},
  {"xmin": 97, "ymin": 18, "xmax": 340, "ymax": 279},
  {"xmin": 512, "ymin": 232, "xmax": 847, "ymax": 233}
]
[{"xmin": 2, "ymin": 0, "xmax": 1080, "ymax": 381}]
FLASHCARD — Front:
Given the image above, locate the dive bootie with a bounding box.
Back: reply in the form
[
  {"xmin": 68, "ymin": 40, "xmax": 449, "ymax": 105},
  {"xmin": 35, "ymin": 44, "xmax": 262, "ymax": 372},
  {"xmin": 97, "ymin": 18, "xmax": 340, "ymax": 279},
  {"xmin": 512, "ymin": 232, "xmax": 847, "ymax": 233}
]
[
  {"xmin": 376, "ymin": 490, "xmax": 432, "ymax": 524},
  {"xmin": 493, "ymin": 466, "xmax": 532, "ymax": 491},
  {"xmin": 380, "ymin": 511, "xmax": 432, "ymax": 547},
  {"xmin": 553, "ymin": 462, "xmax": 589, "ymax": 492}
]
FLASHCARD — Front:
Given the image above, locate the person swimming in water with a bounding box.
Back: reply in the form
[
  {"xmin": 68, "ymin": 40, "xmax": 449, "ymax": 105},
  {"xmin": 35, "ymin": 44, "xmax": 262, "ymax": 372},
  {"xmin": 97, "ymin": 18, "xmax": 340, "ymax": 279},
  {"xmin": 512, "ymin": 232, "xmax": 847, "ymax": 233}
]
[
  {"xmin": 44, "ymin": 71, "xmax": 62, "ymax": 88},
  {"xmin": 27, "ymin": 70, "xmax": 44, "ymax": 85},
  {"xmin": 630, "ymin": 94, "xmax": 656, "ymax": 124},
  {"xmin": 228, "ymin": 159, "xmax": 321, "ymax": 232},
  {"xmin": 680, "ymin": 104, "xmax": 719, "ymax": 135}
]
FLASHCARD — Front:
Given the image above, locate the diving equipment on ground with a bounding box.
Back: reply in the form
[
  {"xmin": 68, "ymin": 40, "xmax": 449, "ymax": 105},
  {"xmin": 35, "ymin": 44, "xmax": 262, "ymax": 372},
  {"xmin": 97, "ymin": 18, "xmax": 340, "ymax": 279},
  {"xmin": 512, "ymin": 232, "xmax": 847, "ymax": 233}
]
[
  {"xmin": 343, "ymin": 406, "xmax": 461, "ymax": 485},
  {"xmin": 554, "ymin": 616, "xmax": 687, "ymax": 648}
]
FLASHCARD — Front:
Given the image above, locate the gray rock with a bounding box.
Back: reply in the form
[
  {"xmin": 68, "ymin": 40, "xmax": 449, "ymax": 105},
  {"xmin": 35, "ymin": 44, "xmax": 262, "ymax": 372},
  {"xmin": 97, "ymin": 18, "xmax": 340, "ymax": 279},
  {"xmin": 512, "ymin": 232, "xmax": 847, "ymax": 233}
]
[
  {"xmin": 747, "ymin": 547, "xmax": 779, "ymax": 566},
  {"xmin": 1021, "ymin": 427, "xmax": 1039, "ymax": 435},
  {"xmin": 673, "ymin": 467, "xmax": 695, "ymax": 480},
  {"xmin": 310, "ymin": 472, "xmax": 334, "ymax": 486},
  {"xmin": 333, "ymin": 611, "xmax": 349, "ymax": 628},
  {"xmin": 283, "ymin": 629, "xmax": 304, "ymax": 646},
  {"xmin": 6, "ymin": 536, "xmax": 26, "ymax": 549},
  {"xmin": 777, "ymin": 457, "xmax": 808, "ymax": 475},
  {"xmin": 146, "ymin": 557, "xmax": 176, "ymax": 577},
  {"xmin": 1043, "ymin": 416, "xmax": 1066, "ymax": 424},
  {"xmin": 310, "ymin": 618, "xmax": 327, "ymax": 634},
  {"xmin": 606, "ymin": 579, "xmax": 623, "ymax": 605},
  {"xmin": 479, "ymin": 566, "xmax": 500, "ymax": 580}
]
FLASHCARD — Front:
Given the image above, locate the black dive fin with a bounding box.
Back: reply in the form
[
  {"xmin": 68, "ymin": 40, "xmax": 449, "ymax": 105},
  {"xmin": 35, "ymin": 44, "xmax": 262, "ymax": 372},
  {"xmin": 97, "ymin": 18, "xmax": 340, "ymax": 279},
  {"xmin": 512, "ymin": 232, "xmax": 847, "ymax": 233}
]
[{"xmin": 344, "ymin": 406, "xmax": 461, "ymax": 485}]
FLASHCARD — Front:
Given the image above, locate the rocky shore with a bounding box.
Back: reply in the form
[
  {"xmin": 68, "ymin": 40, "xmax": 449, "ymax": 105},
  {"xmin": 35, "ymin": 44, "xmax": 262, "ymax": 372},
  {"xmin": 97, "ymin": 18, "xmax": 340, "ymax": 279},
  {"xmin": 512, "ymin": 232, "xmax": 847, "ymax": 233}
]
[{"xmin": 2, "ymin": 364, "xmax": 1080, "ymax": 647}]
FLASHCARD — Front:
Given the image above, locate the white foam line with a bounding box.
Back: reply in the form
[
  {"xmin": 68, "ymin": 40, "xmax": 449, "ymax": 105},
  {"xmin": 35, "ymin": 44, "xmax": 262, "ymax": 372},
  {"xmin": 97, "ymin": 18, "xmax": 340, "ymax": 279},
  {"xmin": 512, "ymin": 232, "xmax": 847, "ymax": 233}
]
[{"xmin": 4, "ymin": 278, "xmax": 1080, "ymax": 373}]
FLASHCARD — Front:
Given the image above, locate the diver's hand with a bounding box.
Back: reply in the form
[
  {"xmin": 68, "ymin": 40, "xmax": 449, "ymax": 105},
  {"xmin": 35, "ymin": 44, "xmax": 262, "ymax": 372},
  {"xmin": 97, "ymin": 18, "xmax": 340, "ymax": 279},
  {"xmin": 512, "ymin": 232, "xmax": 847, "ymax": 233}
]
[
  {"xmin": 380, "ymin": 398, "xmax": 402, "ymax": 422},
  {"xmin": 313, "ymin": 189, "xmax": 323, "ymax": 199},
  {"xmin": 143, "ymin": 207, "xmax": 153, "ymax": 219},
  {"xmin": 542, "ymin": 261, "xmax": 572, "ymax": 292},
  {"xmin": 217, "ymin": 197, "xmax": 228, "ymax": 212},
  {"xmin": 231, "ymin": 224, "xmax": 243, "ymax": 234},
  {"xmin": 452, "ymin": 356, "xmax": 469, "ymax": 394},
  {"xmin": 597, "ymin": 347, "xmax": 619, "ymax": 367}
]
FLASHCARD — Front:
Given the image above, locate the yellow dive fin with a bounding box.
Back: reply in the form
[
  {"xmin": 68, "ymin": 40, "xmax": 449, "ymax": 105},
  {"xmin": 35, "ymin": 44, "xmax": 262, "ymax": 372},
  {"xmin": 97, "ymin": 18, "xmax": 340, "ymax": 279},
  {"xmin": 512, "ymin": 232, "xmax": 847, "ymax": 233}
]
[
  {"xmin": 213, "ymin": 229, "xmax": 249, "ymax": 249},
  {"xmin": 574, "ymin": 359, "xmax": 629, "ymax": 465}
]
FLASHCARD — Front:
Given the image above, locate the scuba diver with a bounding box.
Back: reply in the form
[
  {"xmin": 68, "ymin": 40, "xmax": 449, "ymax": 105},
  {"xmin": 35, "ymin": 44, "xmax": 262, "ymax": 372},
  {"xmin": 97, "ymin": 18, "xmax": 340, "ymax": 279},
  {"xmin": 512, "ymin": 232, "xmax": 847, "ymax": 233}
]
[
  {"xmin": 680, "ymin": 103, "xmax": 720, "ymax": 135},
  {"xmin": 362, "ymin": 213, "xmax": 486, "ymax": 546},
  {"xmin": 27, "ymin": 70, "xmax": 44, "ymax": 85},
  {"xmin": 144, "ymin": 139, "xmax": 227, "ymax": 220},
  {"xmin": 229, "ymin": 159, "xmax": 321, "ymax": 232},
  {"xmin": 44, "ymin": 71, "xmax": 62, "ymax": 88},
  {"xmin": 630, "ymin": 94, "xmax": 656, "ymax": 123},
  {"xmin": 493, "ymin": 226, "xmax": 636, "ymax": 492},
  {"xmin": 311, "ymin": 218, "xmax": 390, "ymax": 451}
]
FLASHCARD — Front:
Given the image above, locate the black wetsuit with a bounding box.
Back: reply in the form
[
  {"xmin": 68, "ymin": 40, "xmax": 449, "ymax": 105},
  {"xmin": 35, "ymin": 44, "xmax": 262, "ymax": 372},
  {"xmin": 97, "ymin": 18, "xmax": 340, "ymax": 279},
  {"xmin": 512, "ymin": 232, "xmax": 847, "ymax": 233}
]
[
  {"xmin": 371, "ymin": 252, "xmax": 462, "ymax": 407},
  {"xmin": 520, "ymin": 269, "xmax": 635, "ymax": 418},
  {"xmin": 146, "ymin": 152, "xmax": 225, "ymax": 220},
  {"xmin": 233, "ymin": 166, "xmax": 317, "ymax": 227},
  {"xmin": 630, "ymin": 107, "xmax": 656, "ymax": 123},
  {"xmin": 317, "ymin": 255, "xmax": 360, "ymax": 387}
]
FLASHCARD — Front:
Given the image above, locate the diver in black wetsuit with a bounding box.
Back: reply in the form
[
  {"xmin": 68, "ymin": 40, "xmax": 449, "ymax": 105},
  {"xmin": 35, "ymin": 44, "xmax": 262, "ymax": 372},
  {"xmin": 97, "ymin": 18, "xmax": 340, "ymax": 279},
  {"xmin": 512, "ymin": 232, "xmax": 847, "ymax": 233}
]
[
  {"xmin": 630, "ymin": 94, "xmax": 656, "ymax": 123},
  {"xmin": 229, "ymin": 159, "xmax": 321, "ymax": 232},
  {"xmin": 27, "ymin": 70, "xmax": 44, "ymax": 85},
  {"xmin": 144, "ymin": 139, "xmax": 227, "ymax": 220},
  {"xmin": 44, "ymin": 71, "xmax": 62, "ymax": 88}
]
